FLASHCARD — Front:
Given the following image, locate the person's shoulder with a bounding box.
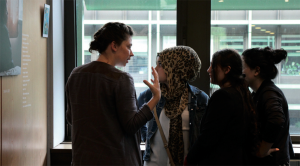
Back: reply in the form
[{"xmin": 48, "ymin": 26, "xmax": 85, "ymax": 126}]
[
  {"xmin": 138, "ymin": 88, "xmax": 152, "ymax": 100},
  {"xmin": 221, "ymin": 86, "xmax": 240, "ymax": 94},
  {"xmin": 71, "ymin": 61, "xmax": 108, "ymax": 74},
  {"xmin": 259, "ymin": 80, "xmax": 279, "ymax": 93},
  {"xmin": 71, "ymin": 62, "xmax": 91, "ymax": 73},
  {"xmin": 211, "ymin": 88, "xmax": 232, "ymax": 100},
  {"xmin": 101, "ymin": 65, "xmax": 133, "ymax": 82},
  {"xmin": 113, "ymin": 71, "xmax": 136, "ymax": 88},
  {"xmin": 117, "ymin": 71, "xmax": 133, "ymax": 81},
  {"xmin": 67, "ymin": 64, "xmax": 89, "ymax": 80},
  {"xmin": 221, "ymin": 87, "xmax": 245, "ymax": 101},
  {"xmin": 260, "ymin": 82, "xmax": 284, "ymax": 100},
  {"xmin": 260, "ymin": 88, "xmax": 282, "ymax": 101},
  {"xmin": 109, "ymin": 65, "xmax": 127, "ymax": 75},
  {"xmin": 71, "ymin": 62, "xmax": 131, "ymax": 82},
  {"xmin": 189, "ymin": 85, "xmax": 209, "ymax": 101},
  {"xmin": 208, "ymin": 88, "xmax": 239, "ymax": 110},
  {"xmin": 140, "ymin": 88, "xmax": 152, "ymax": 96}
]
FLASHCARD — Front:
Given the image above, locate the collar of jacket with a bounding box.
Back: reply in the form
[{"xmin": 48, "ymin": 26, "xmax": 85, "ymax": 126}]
[
  {"xmin": 187, "ymin": 83, "xmax": 201, "ymax": 97},
  {"xmin": 252, "ymin": 79, "xmax": 274, "ymax": 97}
]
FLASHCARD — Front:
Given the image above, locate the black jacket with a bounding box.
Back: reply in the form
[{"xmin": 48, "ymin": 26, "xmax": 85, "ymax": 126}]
[
  {"xmin": 252, "ymin": 80, "xmax": 294, "ymax": 165},
  {"xmin": 186, "ymin": 87, "xmax": 251, "ymax": 165}
]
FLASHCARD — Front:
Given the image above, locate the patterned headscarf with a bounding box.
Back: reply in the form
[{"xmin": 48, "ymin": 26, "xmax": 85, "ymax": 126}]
[{"xmin": 159, "ymin": 46, "xmax": 201, "ymax": 165}]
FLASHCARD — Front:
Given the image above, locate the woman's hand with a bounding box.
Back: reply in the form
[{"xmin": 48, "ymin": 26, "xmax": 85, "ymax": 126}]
[
  {"xmin": 143, "ymin": 67, "xmax": 161, "ymax": 111},
  {"xmin": 256, "ymin": 140, "xmax": 279, "ymax": 158},
  {"xmin": 143, "ymin": 66, "xmax": 161, "ymax": 100},
  {"xmin": 256, "ymin": 148, "xmax": 279, "ymax": 158}
]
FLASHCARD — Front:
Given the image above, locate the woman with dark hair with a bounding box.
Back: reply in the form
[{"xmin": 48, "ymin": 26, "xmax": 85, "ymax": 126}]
[
  {"xmin": 242, "ymin": 47, "xmax": 294, "ymax": 165},
  {"xmin": 66, "ymin": 22, "xmax": 161, "ymax": 166},
  {"xmin": 138, "ymin": 46, "xmax": 209, "ymax": 166},
  {"xmin": 185, "ymin": 49, "xmax": 258, "ymax": 165}
]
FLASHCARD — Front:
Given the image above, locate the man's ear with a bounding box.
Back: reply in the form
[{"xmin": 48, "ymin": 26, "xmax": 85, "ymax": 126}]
[
  {"xmin": 110, "ymin": 41, "xmax": 118, "ymax": 52},
  {"xmin": 224, "ymin": 66, "xmax": 231, "ymax": 74},
  {"xmin": 254, "ymin": 66, "xmax": 260, "ymax": 76}
]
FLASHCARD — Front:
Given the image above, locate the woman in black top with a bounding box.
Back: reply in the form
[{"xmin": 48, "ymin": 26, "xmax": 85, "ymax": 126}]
[
  {"xmin": 242, "ymin": 47, "xmax": 294, "ymax": 165},
  {"xmin": 185, "ymin": 49, "xmax": 258, "ymax": 165}
]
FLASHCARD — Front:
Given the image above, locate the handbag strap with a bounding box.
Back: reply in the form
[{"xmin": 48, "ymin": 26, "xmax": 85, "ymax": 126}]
[{"xmin": 153, "ymin": 107, "xmax": 175, "ymax": 166}]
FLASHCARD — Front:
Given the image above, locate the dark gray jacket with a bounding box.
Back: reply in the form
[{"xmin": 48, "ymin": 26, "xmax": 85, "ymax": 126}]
[{"xmin": 66, "ymin": 61, "xmax": 153, "ymax": 166}]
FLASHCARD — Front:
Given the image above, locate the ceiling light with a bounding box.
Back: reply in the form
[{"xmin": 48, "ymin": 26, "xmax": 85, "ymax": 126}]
[
  {"xmin": 270, "ymin": 33, "xmax": 275, "ymax": 34},
  {"xmin": 296, "ymin": 51, "xmax": 300, "ymax": 53},
  {"xmin": 285, "ymin": 0, "xmax": 289, "ymax": 2},
  {"xmin": 261, "ymin": 29, "xmax": 266, "ymax": 31},
  {"xmin": 255, "ymin": 27, "xmax": 261, "ymax": 29},
  {"xmin": 266, "ymin": 31, "xmax": 271, "ymax": 33},
  {"xmin": 252, "ymin": 25, "xmax": 255, "ymax": 27},
  {"xmin": 219, "ymin": 0, "xmax": 224, "ymax": 2}
]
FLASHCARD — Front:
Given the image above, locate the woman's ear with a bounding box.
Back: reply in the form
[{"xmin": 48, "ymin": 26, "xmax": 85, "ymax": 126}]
[
  {"xmin": 254, "ymin": 66, "xmax": 260, "ymax": 76},
  {"xmin": 224, "ymin": 66, "xmax": 231, "ymax": 74},
  {"xmin": 110, "ymin": 41, "xmax": 118, "ymax": 52}
]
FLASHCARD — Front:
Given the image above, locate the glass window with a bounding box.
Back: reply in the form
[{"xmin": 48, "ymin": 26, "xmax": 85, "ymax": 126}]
[
  {"xmin": 210, "ymin": 2, "xmax": 300, "ymax": 135},
  {"xmin": 76, "ymin": 1, "xmax": 176, "ymax": 97},
  {"xmin": 217, "ymin": 11, "xmax": 247, "ymax": 20},
  {"xmin": 252, "ymin": 10, "xmax": 278, "ymax": 20}
]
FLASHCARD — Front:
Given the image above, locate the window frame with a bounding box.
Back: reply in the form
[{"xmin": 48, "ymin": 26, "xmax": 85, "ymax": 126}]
[
  {"xmin": 64, "ymin": 0, "xmax": 77, "ymax": 141},
  {"xmin": 63, "ymin": 0, "xmax": 300, "ymax": 146}
]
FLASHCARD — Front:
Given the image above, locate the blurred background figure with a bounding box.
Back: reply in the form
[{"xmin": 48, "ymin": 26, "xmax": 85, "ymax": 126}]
[{"xmin": 0, "ymin": 0, "xmax": 22, "ymax": 76}]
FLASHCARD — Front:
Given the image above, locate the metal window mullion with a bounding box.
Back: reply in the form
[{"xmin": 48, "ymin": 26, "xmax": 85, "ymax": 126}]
[
  {"xmin": 157, "ymin": 11, "xmax": 160, "ymax": 52},
  {"xmin": 82, "ymin": 20, "xmax": 85, "ymax": 65},
  {"xmin": 84, "ymin": 20, "xmax": 300, "ymax": 25},
  {"xmin": 248, "ymin": 10, "xmax": 252, "ymax": 49},
  {"xmin": 148, "ymin": 11, "xmax": 152, "ymax": 82},
  {"xmin": 84, "ymin": 20, "xmax": 176, "ymax": 25}
]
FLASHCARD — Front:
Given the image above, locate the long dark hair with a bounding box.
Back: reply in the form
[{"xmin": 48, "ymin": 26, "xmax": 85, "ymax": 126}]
[
  {"xmin": 89, "ymin": 22, "xmax": 134, "ymax": 54},
  {"xmin": 242, "ymin": 47, "xmax": 287, "ymax": 80},
  {"xmin": 211, "ymin": 49, "xmax": 259, "ymax": 153}
]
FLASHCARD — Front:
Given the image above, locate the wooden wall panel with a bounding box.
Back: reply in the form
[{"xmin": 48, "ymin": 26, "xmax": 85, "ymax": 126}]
[{"xmin": 2, "ymin": 0, "xmax": 47, "ymax": 165}]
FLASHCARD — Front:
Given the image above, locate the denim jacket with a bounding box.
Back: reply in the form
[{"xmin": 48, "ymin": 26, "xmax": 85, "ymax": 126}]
[{"xmin": 137, "ymin": 84, "xmax": 209, "ymax": 161}]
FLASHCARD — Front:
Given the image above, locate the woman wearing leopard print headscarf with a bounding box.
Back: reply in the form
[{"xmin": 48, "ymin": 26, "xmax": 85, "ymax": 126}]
[{"xmin": 138, "ymin": 46, "xmax": 209, "ymax": 166}]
